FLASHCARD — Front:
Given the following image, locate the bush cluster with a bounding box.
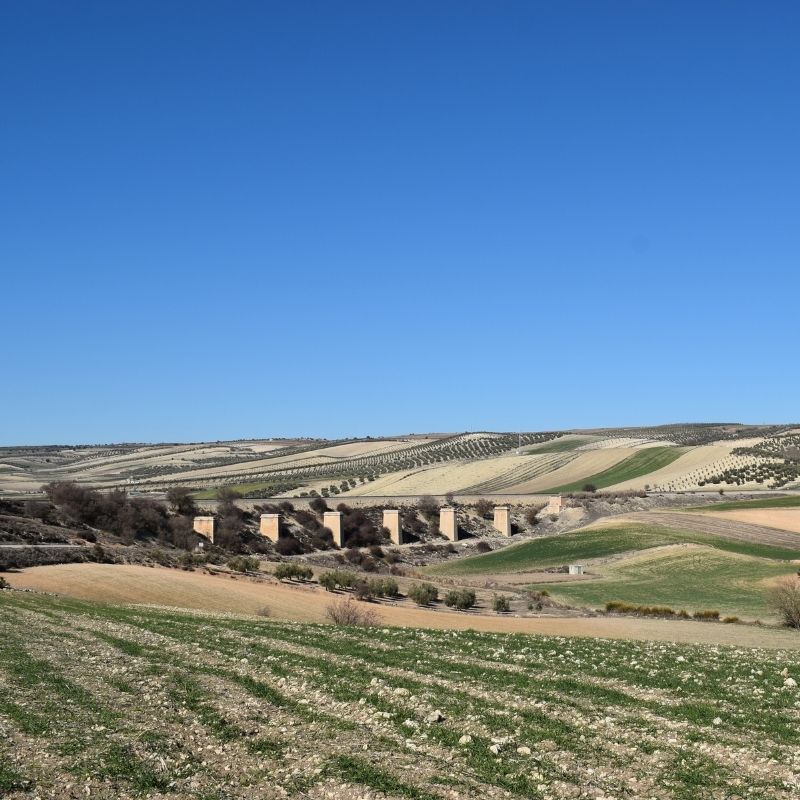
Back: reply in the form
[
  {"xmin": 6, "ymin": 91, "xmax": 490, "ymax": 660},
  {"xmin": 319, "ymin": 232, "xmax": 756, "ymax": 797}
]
[
  {"xmin": 605, "ymin": 601, "xmax": 722, "ymax": 621},
  {"xmin": 444, "ymin": 588, "xmax": 476, "ymax": 610},
  {"xmin": 227, "ymin": 555, "xmax": 260, "ymax": 573},
  {"xmin": 274, "ymin": 536, "xmax": 304, "ymax": 556},
  {"xmin": 274, "ymin": 563, "xmax": 313, "ymax": 581},
  {"xmin": 692, "ymin": 609, "xmax": 721, "ymax": 620},
  {"xmin": 43, "ymin": 480, "xmax": 201, "ymax": 548},
  {"xmin": 318, "ymin": 570, "xmax": 359, "ymax": 592},
  {"xmin": 407, "ymin": 582, "xmax": 438, "ymax": 606},
  {"xmin": 492, "ymin": 594, "xmax": 511, "ymax": 613}
]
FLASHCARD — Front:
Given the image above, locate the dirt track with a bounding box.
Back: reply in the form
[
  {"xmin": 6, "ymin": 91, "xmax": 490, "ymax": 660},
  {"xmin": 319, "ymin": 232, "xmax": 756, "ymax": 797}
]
[
  {"xmin": 620, "ymin": 511, "xmax": 800, "ymax": 550},
  {"xmin": 8, "ymin": 563, "xmax": 800, "ymax": 649}
]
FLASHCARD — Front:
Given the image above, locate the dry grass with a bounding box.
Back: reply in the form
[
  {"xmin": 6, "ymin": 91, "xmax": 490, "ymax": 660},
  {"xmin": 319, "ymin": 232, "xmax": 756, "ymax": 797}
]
[{"xmin": 7, "ymin": 563, "xmax": 800, "ymax": 649}]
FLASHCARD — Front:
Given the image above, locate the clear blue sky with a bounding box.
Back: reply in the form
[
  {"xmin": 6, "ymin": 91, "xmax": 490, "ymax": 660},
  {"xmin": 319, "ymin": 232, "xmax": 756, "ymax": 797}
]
[{"xmin": 2, "ymin": 2, "xmax": 798, "ymax": 444}]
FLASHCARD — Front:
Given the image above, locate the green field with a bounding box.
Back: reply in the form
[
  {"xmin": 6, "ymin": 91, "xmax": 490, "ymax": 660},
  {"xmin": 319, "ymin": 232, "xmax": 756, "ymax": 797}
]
[
  {"xmin": 697, "ymin": 495, "xmax": 800, "ymax": 512},
  {"xmin": 1, "ymin": 591, "xmax": 799, "ymax": 799},
  {"xmin": 433, "ymin": 523, "xmax": 800, "ymax": 576},
  {"xmin": 541, "ymin": 446, "xmax": 686, "ymax": 493},
  {"xmin": 531, "ymin": 546, "xmax": 796, "ymax": 620}
]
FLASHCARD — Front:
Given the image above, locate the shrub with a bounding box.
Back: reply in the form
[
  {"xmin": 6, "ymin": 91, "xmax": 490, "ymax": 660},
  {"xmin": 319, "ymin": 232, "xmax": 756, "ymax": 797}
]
[
  {"xmin": 693, "ymin": 610, "xmax": 720, "ymax": 620},
  {"xmin": 319, "ymin": 572, "xmax": 338, "ymax": 592},
  {"xmin": 407, "ymin": 582, "xmax": 439, "ymax": 606},
  {"xmin": 166, "ymin": 486, "xmax": 198, "ymax": 517},
  {"xmin": 279, "ymin": 501, "xmax": 295, "ymax": 513},
  {"xmin": 768, "ymin": 577, "xmax": 800, "ymax": 628},
  {"xmin": 255, "ymin": 606, "xmax": 271, "ymax": 617},
  {"xmin": 582, "ymin": 484, "xmax": 597, "ymax": 493},
  {"xmin": 274, "ymin": 563, "xmax": 313, "ymax": 581},
  {"xmin": 344, "ymin": 548, "xmax": 362, "ymax": 565},
  {"xmin": 474, "ymin": 498, "xmax": 494, "ymax": 519},
  {"xmin": 492, "ymin": 594, "xmax": 511, "ymax": 613},
  {"xmin": 309, "ymin": 497, "xmax": 329, "ymax": 515},
  {"xmin": 294, "ymin": 509, "xmax": 321, "ymax": 531},
  {"xmin": 369, "ymin": 545, "xmax": 385, "ymax": 559},
  {"xmin": 403, "ymin": 509, "xmax": 425, "ymax": 534},
  {"xmin": 311, "ymin": 534, "xmax": 332, "ymax": 550},
  {"xmin": 444, "ymin": 588, "xmax": 476, "ymax": 611},
  {"xmin": 319, "ymin": 570, "xmax": 358, "ymax": 592},
  {"xmin": 475, "ymin": 541, "xmax": 492, "ymax": 553},
  {"xmin": 179, "ymin": 552, "xmax": 196, "ymax": 570},
  {"xmin": 227, "ymin": 556, "xmax": 260, "ymax": 573},
  {"xmin": 369, "ymin": 577, "xmax": 399, "ymax": 598},
  {"xmin": 274, "ymin": 536, "xmax": 304, "ymax": 556},
  {"xmin": 353, "ymin": 580, "xmax": 373, "ymax": 601},
  {"xmin": 524, "ymin": 505, "xmax": 544, "ymax": 526},
  {"xmin": 605, "ymin": 601, "xmax": 676, "ymax": 617},
  {"xmin": 0, "ymin": 576, "xmax": 8, "ymax": 589},
  {"xmin": 326, "ymin": 597, "xmax": 380, "ymax": 627},
  {"xmin": 418, "ymin": 495, "xmax": 439, "ymax": 521},
  {"xmin": 723, "ymin": 616, "xmax": 741, "ymax": 624}
]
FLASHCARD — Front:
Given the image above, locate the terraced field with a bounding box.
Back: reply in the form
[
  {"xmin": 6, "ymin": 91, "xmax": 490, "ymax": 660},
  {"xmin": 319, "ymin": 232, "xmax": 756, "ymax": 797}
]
[
  {"xmin": 1, "ymin": 592, "xmax": 799, "ymax": 799},
  {"xmin": 530, "ymin": 545, "xmax": 797, "ymax": 621}
]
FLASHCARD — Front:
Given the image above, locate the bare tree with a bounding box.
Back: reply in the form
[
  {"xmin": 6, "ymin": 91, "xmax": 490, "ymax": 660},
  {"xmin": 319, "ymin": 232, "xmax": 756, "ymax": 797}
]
[
  {"xmin": 166, "ymin": 486, "xmax": 197, "ymax": 516},
  {"xmin": 325, "ymin": 596, "xmax": 381, "ymax": 627},
  {"xmin": 769, "ymin": 577, "xmax": 800, "ymax": 628}
]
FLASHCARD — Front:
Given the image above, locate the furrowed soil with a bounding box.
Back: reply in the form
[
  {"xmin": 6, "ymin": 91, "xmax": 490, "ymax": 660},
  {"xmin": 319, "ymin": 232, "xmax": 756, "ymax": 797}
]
[
  {"xmin": 0, "ymin": 591, "xmax": 799, "ymax": 799},
  {"xmin": 7, "ymin": 563, "xmax": 800, "ymax": 649},
  {"xmin": 701, "ymin": 508, "xmax": 800, "ymax": 534}
]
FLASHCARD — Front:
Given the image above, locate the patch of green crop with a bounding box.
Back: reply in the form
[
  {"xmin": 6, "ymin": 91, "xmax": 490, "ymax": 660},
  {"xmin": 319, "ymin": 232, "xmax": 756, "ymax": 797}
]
[
  {"xmin": 0, "ymin": 763, "xmax": 27, "ymax": 793},
  {"xmin": 695, "ymin": 494, "xmax": 800, "ymax": 511},
  {"xmin": 327, "ymin": 755, "xmax": 441, "ymax": 800},
  {"xmin": 532, "ymin": 546, "xmax": 797, "ymax": 619},
  {"xmin": 542, "ymin": 446, "xmax": 686, "ymax": 493},
  {"xmin": 433, "ymin": 521, "xmax": 800, "ymax": 576}
]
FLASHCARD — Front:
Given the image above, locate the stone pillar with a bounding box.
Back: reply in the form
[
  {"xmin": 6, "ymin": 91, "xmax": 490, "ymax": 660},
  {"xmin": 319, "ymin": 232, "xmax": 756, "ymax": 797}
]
[
  {"xmin": 324, "ymin": 511, "xmax": 344, "ymax": 547},
  {"xmin": 259, "ymin": 513, "xmax": 280, "ymax": 542},
  {"xmin": 493, "ymin": 505, "xmax": 511, "ymax": 537},
  {"xmin": 440, "ymin": 506, "xmax": 458, "ymax": 541},
  {"xmin": 546, "ymin": 495, "xmax": 563, "ymax": 515},
  {"xmin": 383, "ymin": 509, "xmax": 402, "ymax": 545},
  {"xmin": 193, "ymin": 516, "xmax": 216, "ymax": 543}
]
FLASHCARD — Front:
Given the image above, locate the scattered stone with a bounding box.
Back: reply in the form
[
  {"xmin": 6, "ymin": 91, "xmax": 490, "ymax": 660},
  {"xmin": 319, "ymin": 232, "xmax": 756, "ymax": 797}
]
[{"xmin": 425, "ymin": 710, "xmax": 445, "ymax": 724}]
